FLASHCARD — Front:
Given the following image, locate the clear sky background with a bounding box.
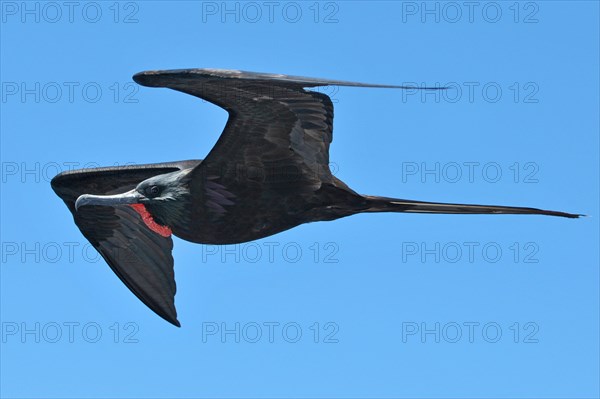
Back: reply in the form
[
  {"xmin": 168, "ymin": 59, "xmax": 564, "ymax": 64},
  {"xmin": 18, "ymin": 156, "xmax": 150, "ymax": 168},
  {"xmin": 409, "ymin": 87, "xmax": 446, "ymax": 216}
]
[{"xmin": 1, "ymin": 1, "xmax": 598, "ymax": 398}]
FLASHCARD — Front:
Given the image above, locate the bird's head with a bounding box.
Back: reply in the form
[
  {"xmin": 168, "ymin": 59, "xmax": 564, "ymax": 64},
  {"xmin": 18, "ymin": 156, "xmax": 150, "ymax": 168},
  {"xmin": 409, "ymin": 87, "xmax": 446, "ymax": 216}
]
[
  {"xmin": 75, "ymin": 170, "xmax": 192, "ymax": 227},
  {"xmin": 134, "ymin": 173, "xmax": 190, "ymax": 205}
]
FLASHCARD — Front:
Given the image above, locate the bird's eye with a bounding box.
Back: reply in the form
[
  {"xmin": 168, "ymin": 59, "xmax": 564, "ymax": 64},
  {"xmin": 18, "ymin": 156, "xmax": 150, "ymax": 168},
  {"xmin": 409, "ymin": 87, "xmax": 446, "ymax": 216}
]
[{"xmin": 146, "ymin": 185, "xmax": 160, "ymax": 196}]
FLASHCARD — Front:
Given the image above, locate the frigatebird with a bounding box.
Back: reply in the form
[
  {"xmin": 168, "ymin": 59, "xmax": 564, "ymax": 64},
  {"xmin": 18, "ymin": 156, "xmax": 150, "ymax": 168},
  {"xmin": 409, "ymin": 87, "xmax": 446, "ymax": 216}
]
[{"xmin": 51, "ymin": 69, "xmax": 579, "ymax": 326}]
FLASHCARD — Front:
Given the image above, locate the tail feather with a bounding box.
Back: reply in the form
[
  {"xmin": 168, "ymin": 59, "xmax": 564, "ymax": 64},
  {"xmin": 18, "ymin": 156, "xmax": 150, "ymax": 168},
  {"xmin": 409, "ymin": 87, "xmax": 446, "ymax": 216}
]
[{"xmin": 363, "ymin": 196, "xmax": 582, "ymax": 219}]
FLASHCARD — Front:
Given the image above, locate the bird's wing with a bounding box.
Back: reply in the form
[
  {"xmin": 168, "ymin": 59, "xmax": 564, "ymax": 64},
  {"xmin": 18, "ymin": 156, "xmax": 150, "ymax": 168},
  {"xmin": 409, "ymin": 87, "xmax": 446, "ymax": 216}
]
[
  {"xmin": 133, "ymin": 69, "xmax": 420, "ymax": 218},
  {"xmin": 51, "ymin": 160, "xmax": 200, "ymax": 327}
]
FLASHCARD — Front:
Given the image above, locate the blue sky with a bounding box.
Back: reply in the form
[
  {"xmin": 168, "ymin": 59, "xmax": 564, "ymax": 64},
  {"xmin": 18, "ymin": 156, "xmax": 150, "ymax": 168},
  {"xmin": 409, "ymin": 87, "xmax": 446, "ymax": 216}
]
[{"xmin": 1, "ymin": 1, "xmax": 598, "ymax": 398}]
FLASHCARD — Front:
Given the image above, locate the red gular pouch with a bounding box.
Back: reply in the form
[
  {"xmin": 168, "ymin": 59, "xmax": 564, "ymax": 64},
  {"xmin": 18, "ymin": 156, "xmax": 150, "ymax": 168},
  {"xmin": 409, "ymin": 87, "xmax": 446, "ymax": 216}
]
[{"xmin": 130, "ymin": 204, "xmax": 172, "ymax": 237}]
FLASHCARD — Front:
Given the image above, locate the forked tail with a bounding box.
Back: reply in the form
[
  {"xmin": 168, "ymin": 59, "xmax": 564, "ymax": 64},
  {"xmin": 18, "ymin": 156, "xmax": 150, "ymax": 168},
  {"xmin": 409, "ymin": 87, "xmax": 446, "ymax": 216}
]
[{"xmin": 362, "ymin": 195, "xmax": 581, "ymax": 218}]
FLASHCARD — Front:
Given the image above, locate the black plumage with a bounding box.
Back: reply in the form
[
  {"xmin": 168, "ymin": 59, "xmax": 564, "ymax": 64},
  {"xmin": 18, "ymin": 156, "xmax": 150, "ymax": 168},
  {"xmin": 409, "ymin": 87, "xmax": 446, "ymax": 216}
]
[{"xmin": 51, "ymin": 69, "xmax": 580, "ymax": 326}]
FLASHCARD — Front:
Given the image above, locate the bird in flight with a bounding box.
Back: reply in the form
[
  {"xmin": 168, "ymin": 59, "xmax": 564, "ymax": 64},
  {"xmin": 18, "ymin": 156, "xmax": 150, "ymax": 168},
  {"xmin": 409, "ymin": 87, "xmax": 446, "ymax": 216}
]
[{"xmin": 51, "ymin": 69, "xmax": 580, "ymax": 326}]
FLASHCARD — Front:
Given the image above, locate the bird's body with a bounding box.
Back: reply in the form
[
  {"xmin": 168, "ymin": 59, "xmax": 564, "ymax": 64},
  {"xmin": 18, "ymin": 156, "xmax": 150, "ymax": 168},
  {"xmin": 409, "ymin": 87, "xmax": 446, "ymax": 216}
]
[{"xmin": 52, "ymin": 69, "xmax": 579, "ymax": 326}]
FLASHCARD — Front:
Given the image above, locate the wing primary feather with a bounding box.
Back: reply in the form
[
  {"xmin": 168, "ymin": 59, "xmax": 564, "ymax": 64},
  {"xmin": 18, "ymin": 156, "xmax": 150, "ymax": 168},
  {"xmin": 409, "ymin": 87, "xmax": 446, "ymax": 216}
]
[
  {"xmin": 51, "ymin": 161, "xmax": 199, "ymax": 327},
  {"xmin": 132, "ymin": 68, "xmax": 447, "ymax": 90}
]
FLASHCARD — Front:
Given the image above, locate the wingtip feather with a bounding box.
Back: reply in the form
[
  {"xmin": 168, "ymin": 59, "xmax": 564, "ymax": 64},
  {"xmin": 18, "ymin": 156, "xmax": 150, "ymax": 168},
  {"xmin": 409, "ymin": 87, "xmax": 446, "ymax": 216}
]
[{"xmin": 132, "ymin": 68, "xmax": 449, "ymax": 91}]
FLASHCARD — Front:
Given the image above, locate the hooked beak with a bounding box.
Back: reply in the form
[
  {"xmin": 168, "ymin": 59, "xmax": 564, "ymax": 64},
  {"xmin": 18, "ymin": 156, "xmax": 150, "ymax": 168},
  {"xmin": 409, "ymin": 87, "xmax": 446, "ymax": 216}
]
[{"xmin": 75, "ymin": 189, "xmax": 142, "ymax": 211}]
